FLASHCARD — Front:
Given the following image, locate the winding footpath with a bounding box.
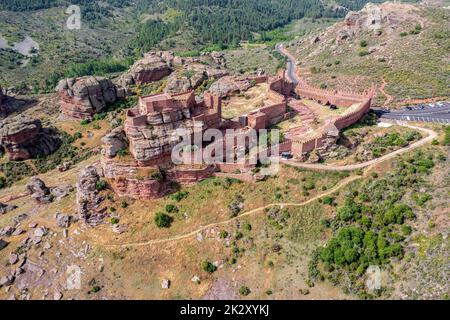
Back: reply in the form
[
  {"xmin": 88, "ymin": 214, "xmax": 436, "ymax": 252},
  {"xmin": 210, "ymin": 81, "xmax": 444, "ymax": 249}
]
[
  {"xmin": 96, "ymin": 175, "xmax": 362, "ymax": 248},
  {"xmin": 94, "ymin": 121, "xmax": 437, "ymax": 248}
]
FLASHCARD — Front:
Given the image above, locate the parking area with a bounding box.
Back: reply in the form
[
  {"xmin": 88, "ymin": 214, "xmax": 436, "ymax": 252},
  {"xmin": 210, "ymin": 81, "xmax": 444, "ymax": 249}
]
[{"xmin": 377, "ymin": 101, "xmax": 450, "ymax": 124}]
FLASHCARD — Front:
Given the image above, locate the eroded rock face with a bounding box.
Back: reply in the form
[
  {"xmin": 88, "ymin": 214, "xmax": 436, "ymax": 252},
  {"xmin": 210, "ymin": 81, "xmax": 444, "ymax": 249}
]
[
  {"xmin": 165, "ymin": 64, "xmax": 208, "ymax": 94},
  {"xmin": 208, "ymin": 76, "xmax": 252, "ymax": 97},
  {"xmin": 0, "ymin": 87, "xmax": 7, "ymax": 118},
  {"xmin": 101, "ymin": 126, "xmax": 128, "ymax": 158},
  {"xmin": 76, "ymin": 166, "xmax": 105, "ymax": 226},
  {"xmin": 118, "ymin": 52, "xmax": 173, "ymax": 87},
  {"xmin": 0, "ymin": 115, "xmax": 60, "ymax": 161},
  {"xmin": 56, "ymin": 76, "xmax": 121, "ymax": 120},
  {"xmin": 0, "ymin": 203, "xmax": 17, "ymax": 215},
  {"xmin": 27, "ymin": 177, "xmax": 53, "ymax": 204}
]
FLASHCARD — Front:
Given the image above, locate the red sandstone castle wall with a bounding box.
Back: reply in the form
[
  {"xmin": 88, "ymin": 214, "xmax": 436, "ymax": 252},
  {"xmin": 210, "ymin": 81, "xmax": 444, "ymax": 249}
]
[{"xmin": 334, "ymin": 97, "xmax": 372, "ymax": 130}]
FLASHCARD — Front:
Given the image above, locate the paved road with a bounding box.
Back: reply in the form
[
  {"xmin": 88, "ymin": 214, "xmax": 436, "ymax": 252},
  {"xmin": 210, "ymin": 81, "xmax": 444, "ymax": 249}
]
[
  {"xmin": 276, "ymin": 43, "xmax": 301, "ymax": 84},
  {"xmin": 374, "ymin": 103, "xmax": 450, "ymax": 124}
]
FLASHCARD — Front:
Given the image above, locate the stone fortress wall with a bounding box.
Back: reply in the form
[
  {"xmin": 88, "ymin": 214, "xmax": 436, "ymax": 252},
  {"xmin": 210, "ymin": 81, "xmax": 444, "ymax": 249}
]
[{"xmin": 100, "ymin": 66, "xmax": 373, "ymax": 200}]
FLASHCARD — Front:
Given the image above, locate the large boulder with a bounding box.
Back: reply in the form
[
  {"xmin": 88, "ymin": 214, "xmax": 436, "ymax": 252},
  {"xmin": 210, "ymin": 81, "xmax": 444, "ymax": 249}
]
[
  {"xmin": 0, "ymin": 115, "xmax": 60, "ymax": 161},
  {"xmin": 101, "ymin": 126, "xmax": 128, "ymax": 158},
  {"xmin": 0, "ymin": 203, "xmax": 17, "ymax": 215},
  {"xmin": 56, "ymin": 76, "xmax": 121, "ymax": 120},
  {"xmin": 118, "ymin": 52, "xmax": 172, "ymax": 87},
  {"xmin": 208, "ymin": 76, "xmax": 253, "ymax": 97},
  {"xmin": 165, "ymin": 64, "xmax": 207, "ymax": 94},
  {"xmin": 26, "ymin": 177, "xmax": 53, "ymax": 204},
  {"xmin": 76, "ymin": 166, "xmax": 105, "ymax": 226}
]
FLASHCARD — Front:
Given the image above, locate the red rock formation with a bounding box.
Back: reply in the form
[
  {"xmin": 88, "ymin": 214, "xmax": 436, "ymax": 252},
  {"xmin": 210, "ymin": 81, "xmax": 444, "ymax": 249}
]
[
  {"xmin": 119, "ymin": 52, "xmax": 173, "ymax": 87},
  {"xmin": 0, "ymin": 115, "xmax": 60, "ymax": 161},
  {"xmin": 56, "ymin": 76, "xmax": 123, "ymax": 120}
]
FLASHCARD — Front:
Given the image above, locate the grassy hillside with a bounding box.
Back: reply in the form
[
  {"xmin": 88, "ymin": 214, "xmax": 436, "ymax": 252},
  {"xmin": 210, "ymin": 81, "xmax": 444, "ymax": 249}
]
[{"xmin": 286, "ymin": 3, "xmax": 449, "ymax": 106}]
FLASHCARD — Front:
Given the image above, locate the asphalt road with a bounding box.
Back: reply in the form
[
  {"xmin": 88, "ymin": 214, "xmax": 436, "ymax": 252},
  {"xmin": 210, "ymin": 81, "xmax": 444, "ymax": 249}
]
[
  {"xmin": 374, "ymin": 102, "xmax": 450, "ymax": 124},
  {"xmin": 276, "ymin": 44, "xmax": 300, "ymax": 84}
]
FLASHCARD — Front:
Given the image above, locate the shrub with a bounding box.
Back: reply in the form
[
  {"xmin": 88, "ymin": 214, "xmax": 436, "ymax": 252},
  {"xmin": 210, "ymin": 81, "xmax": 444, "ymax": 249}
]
[
  {"xmin": 95, "ymin": 180, "xmax": 107, "ymax": 191},
  {"xmin": 165, "ymin": 204, "xmax": 178, "ymax": 213},
  {"xmin": 219, "ymin": 230, "xmax": 229, "ymax": 239},
  {"xmin": 235, "ymin": 231, "xmax": 244, "ymax": 240},
  {"xmin": 116, "ymin": 148, "xmax": 128, "ymax": 157},
  {"xmin": 171, "ymin": 191, "xmax": 189, "ymax": 202},
  {"xmin": 239, "ymin": 286, "xmax": 251, "ymax": 296},
  {"xmin": 243, "ymin": 223, "xmax": 252, "ymax": 232},
  {"xmin": 401, "ymin": 225, "xmax": 413, "ymax": 236},
  {"xmin": 154, "ymin": 212, "xmax": 173, "ymax": 228},
  {"xmin": 359, "ymin": 40, "xmax": 368, "ymax": 47},
  {"xmin": 323, "ymin": 196, "xmax": 334, "ymax": 206},
  {"xmin": 431, "ymin": 139, "xmax": 439, "ymax": 146},
  {"xmin": 111, "ymin": 217, "xmax": 120, "ymax": 225},
  {"xmin": 358, "ymin": 49, "xmax": 369, "ymax": 57},
  {"xmin": 202, "ymin": 261, "xmax": 217, "ymax": 273},
  {"xmin": 0, "ymin": 177, "xmax": 6, "ymax": 189}
]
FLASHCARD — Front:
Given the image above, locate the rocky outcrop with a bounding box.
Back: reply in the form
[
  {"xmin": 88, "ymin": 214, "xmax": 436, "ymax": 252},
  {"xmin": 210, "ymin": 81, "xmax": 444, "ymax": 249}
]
[
  {"xmin": 76, "ymin": 166, "xmax": 105, "ymax": 226},
  {"xmin": 208, "ymin": 76, "xmax": 253, "ymax": 97},
  {"xmin": 56, "ymin": 76, "xmax": 123, "ymax": 120},
  {"xmin": 0, "ymin": 115, "xmax": 60, "ymax": 161},
  {"xmin": 118, "ymin": 52, "xmax": 173, "ymax": 87},
  {"xmin": 27, "ymin": 177, "xmax": 53, "ymax": 204},
  {"xmin": 0, "ymin": 203, "xmax": 17, "ymax": 215},
  {"xmin": 101, "ymin": 126, "xmax": 128, "ymax": 158},
  {"xmin": 210, "ymin": 51, "xmax": 227, "ymax": 67},
  {"xmin": 165, "ymin": 64, "xmax": 208, "ymax": 94},
  {"xmin": 0, "ymin": 86, "xmax": 7, "ymax": 118}
]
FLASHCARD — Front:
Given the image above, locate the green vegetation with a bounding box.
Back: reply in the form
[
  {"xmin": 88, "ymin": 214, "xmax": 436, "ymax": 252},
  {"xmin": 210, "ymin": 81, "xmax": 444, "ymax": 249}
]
[
  {"xmin": 239, "ymin": 286, "xmax": 251, "ymax": 296},
  {"xmin": 369, "ymin": 131, "xmax": 421, "ymax": 158},
  {"xmin": 95, "ymin": 180, "xmax": 107, "ymax": 191},
  {"xmin": 154, "ymin": 212, "xmax": 173, "ymax": 228},
  {"xmin": 202, "ymin": 260, "xmax": 217, "ymax": 273},
  {"xmin": 309, "ymin": 150, "xmax": 437, "ymax": 298},
  {"xmin": 444, "ymin": 126, "xmax": 450, "ymax": 146}
]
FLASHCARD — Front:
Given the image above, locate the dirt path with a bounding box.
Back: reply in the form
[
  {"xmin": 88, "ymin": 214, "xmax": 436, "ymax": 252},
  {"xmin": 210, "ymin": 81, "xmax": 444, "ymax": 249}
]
[
  {"xmin": 92, "ymin": 122, "xmax": 436, "ymax": 248},
  {"xmin": 282, "ymin": 123, "xmax": 437, "ymax": 171},
  {"xmin": 96, "ymin": 175, "xmax": 362, "ymax": 248},
  {"xmin": 380, "ymin": 77, "xmax": 395, "ymax": 107}
]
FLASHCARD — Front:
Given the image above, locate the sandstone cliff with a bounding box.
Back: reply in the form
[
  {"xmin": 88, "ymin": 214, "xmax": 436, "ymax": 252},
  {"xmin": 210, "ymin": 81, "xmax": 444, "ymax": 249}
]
[
  {"xmin": 0, "ymin": 115, "xmax": 60, "ymax": 161},
  {"xmin": 56, "ymin": 76, "xmax": 123, "ymax": 120}
]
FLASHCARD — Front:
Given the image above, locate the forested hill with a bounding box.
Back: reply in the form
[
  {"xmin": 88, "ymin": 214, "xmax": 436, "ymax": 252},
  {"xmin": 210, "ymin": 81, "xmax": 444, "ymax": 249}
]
[{"xmin": 0, "ymin": 0, "xmax": 387, "ymax": 45}]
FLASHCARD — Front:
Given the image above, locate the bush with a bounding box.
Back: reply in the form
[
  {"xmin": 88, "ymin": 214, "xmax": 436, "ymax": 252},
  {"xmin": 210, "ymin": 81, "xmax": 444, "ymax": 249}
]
[
  {"xmin": 219, "ymin": 230, "xmax": 229, "ymax": 239},
  {"xmin": 239, "ymin": 286, "xmax": 251, "ymax": 296},
  {"xmin": 323, "ymin": 196, "xmax": 334, "ymax": 206},
  {"xmin": 359, "ymin": 40, "xmax": 368, "ymax": 47},
  {"xmin": 243, "ymin": 223, "xmax": 252, "ymax": 232},
  {"xmin": 154, "ymin": 212, "xmax": 173, "ymax": 228},
  {"xmin": 358, "ymin": 50, "xmax": 369, "ymax": 57},
  {"xmin": 202, "ymin": 261, "xmax": 217, "ymax": 273},
  {"xmin": 171, "ymin": 191, "xmax": 189, "ymax": 202},
  {"xmin": 111, "ymin": 217, "xmax": 120, "ymax": 225},
  {"xmin": 165, "ymin": 204, "xmax": 178, "ymax": 213},
  {"xmin": 95, "ymin": 180, "xmax": 107, "ymax": 191}
]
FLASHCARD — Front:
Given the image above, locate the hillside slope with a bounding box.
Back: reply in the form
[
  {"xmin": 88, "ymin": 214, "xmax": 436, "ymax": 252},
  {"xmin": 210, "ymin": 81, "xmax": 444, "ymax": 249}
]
[{"xmin": 285, "ymin": 2, "xmax": 449, "ymax": 107}]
